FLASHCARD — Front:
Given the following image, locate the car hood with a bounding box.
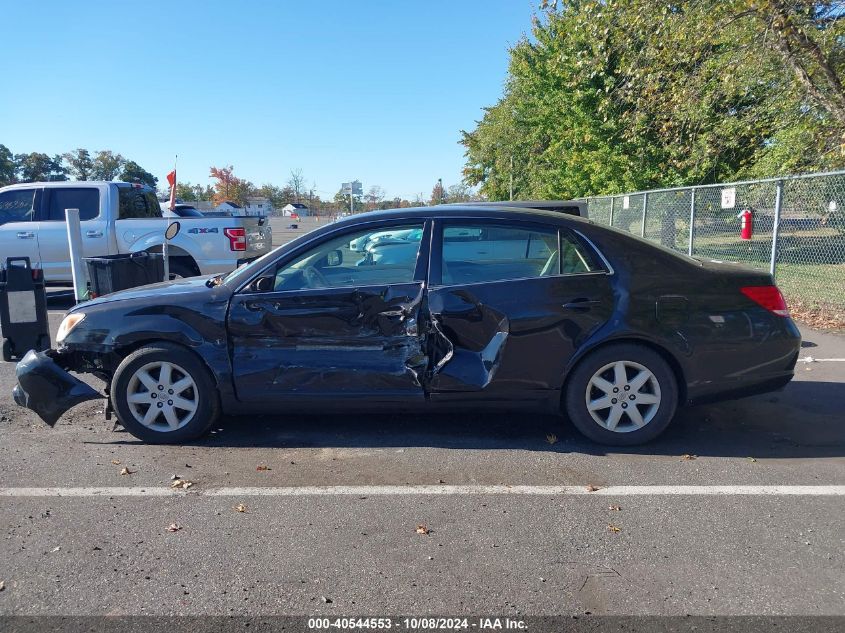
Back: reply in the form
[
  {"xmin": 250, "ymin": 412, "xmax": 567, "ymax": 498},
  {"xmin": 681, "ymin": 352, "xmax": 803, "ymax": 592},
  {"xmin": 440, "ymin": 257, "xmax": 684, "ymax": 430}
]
[{"xmin": 72, "ymin": 276, "xmax": 223, "ymax": 311}]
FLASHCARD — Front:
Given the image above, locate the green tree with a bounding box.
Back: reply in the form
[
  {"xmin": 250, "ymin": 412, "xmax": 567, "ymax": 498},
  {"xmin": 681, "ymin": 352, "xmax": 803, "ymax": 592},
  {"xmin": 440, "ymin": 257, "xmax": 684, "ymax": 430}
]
[
  {"xmin": 15, "ymin": 152, "xmax": 67, "ymax": 182},
  {"xmin": 63, "ymin": 148, "xmax": 94, "ymax": 181},
  {"xmin": 463, "ymin": 1, "xmax": 845, "ymax": 198},
  {"xmin": 90, "ymin": 150, "xmax": 125, "ymax": 181},
  {"xmin": 119, "ymin": 161, "xmax": 158, "ymax": 188},
  {"xmin": 0, "ymin": 144, "xmax": 16, "ymax": 186}
]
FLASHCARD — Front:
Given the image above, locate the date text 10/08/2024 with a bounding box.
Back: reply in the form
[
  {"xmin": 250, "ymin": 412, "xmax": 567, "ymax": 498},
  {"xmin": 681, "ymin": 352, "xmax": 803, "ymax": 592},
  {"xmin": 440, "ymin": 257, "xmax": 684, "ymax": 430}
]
[{"xmin": 307, "ymin": 618, "xmax": 527, "ymax": 630}]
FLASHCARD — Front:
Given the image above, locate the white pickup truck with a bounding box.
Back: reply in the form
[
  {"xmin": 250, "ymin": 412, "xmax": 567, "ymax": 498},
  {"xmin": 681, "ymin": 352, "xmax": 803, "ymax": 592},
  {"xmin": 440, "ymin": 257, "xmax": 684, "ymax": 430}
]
[{"xmin": 0, "ymin": 181, "xmax": 271, "ymax": 281}]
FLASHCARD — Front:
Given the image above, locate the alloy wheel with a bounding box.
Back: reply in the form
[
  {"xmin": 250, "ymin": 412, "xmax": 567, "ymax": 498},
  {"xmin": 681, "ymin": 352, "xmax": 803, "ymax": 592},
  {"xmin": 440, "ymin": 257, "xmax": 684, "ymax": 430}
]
[
  {"xmin": 584, "ymin": 360, "xmax": 661, "ymax": 433},
  {"xmin": 126, "ymin": 361, "xmax": 199, "ymax": 431}
]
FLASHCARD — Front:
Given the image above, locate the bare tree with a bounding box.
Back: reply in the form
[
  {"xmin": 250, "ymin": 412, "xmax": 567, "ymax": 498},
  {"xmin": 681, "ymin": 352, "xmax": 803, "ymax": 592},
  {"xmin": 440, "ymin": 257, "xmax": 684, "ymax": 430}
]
[{"xmin": 287, "ymin": 168, "xmax": 305, "ymax": 202}]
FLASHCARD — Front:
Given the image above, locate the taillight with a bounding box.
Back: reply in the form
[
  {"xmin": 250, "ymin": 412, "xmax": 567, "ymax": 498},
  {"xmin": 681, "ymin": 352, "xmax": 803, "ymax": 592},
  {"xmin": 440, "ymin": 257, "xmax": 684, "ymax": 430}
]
[
  {"xmin": 740, "ymin": 285, "xmax": 790, "ymax": 317},
  {"xmin": 224, "ymin": 227, "xmax": 246, "ymax": 251}
]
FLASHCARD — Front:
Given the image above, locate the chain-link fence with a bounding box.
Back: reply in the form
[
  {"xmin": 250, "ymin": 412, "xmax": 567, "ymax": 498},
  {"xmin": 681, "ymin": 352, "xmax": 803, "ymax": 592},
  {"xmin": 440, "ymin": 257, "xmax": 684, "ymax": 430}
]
[{"xmin": 585, "ymin": 171, "xmax": 845, "ymax": 325}]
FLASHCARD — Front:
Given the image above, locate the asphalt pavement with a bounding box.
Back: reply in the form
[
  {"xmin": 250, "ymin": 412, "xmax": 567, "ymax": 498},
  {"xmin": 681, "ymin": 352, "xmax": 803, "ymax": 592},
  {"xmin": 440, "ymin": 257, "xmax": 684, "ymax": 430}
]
[{"xmin": 0, "ymin": 227, "xmax": 843, "ymax": 620}]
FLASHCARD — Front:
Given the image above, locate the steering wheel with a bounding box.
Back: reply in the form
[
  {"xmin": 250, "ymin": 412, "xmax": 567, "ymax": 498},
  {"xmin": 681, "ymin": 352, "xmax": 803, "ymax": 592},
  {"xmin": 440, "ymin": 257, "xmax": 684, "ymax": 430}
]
[{"xmin": 302, "ymin": 265, "xmax": 328, "ymax": 289}]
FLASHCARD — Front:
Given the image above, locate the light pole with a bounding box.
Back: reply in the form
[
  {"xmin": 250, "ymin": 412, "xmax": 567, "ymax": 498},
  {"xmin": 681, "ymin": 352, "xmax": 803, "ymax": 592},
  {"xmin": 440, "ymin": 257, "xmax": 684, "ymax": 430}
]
[{"xmin": 438, "ymin": 178, "xmax": 444, "ymax": 204}]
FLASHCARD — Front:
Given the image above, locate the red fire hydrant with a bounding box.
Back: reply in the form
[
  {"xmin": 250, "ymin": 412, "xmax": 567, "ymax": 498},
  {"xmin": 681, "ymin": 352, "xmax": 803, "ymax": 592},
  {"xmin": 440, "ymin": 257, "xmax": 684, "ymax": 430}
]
[{"xmin": 739, "ymin": 208, "xmax": 753, "ymax": 240}]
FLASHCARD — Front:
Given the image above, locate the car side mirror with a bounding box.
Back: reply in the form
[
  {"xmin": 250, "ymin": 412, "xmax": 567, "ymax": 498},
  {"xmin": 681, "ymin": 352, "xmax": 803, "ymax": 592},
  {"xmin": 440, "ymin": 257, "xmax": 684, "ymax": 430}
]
[
  {"xmin": 252, "ymin": 275, "xmax": 275, "ymax": 292},
  {"xmin": 326, "ymin": 249, "xmax": 343, "ymax": 266}
]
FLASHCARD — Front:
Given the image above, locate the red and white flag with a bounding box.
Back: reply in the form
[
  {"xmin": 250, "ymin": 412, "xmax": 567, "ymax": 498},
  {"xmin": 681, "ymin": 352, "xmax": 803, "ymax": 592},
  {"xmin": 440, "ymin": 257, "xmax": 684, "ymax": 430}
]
[{"xmin": 166, "ymin": 169, "xmax": 176, "ymax": 211}]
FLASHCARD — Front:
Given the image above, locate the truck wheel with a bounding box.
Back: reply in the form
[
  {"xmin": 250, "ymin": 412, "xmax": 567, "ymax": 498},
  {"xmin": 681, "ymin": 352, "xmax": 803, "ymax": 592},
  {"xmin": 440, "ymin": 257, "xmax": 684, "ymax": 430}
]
[
  {"xmin": 111, "ymin": 343, "xmax": 220, "ymax": 444},
  {"xmin": 564, "ymin": 343, "xmax": 678, "ymax": 446},
  {"xmin": 2, "ymin": 339, "xmax": 11, "ymax": 363}
]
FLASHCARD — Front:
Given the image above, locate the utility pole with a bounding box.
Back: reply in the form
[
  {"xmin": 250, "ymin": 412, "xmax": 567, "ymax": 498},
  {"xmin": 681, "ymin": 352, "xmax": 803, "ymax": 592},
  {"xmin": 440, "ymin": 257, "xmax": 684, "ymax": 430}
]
[
  {"xmin": 438, "ymin": 178, "xmax": 444, "ymax": 204},
  {"xmin": 509, "ymin": 155, "xmax": 514, "ymax": 201}
]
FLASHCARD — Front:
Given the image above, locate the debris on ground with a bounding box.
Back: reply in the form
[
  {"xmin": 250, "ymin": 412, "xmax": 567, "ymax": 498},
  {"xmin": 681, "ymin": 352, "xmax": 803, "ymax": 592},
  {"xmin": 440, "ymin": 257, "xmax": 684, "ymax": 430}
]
[
  {"xmin": 608, "ymin": 505, "xmax": 622, "ymax": 511},
  {"xmin": 119, "ymin": 467, "xmax": 134, "ymax": 476},
  {"xmin": 234, "ymin": 504, "xmax": 247, "ymax": 513},
  {"xmin": 747, "ymin": 457, "xmax": 757, "ymax": 463},
  {"xmin": 0, "ymin": 580, "xmax": 5, "ymax": 591},
  {"xmin": 607, "ymin": 524, "xmax": 621, "ymax": 533},
  {"xmin": 256, "ymin": 465, "xmax": 271, "ymax": 471},
  {"xmin": 415, "ymin": 524, "xmax": 430, "ymax": 535},
  {"xmin": 166, "ymin": 523, "xmax": 182, "ymax": 533},
  {"xmin": 586, "ymin": 485, "xmax": 600, "ymax": 492},
  {"xmin": 680, "ymin": 454, "xmax": 697, "ymax": 461},
  {"xmin": 321, "ymin": 596, "xmax": 332, "ymax": 604},
  {"xmin": 546, "ymin": 433, "xmax": 558, "ymax": 445},
  {"xmin": 170, "ymin": 479, "xmax": 194, "ymax": 490},
  {"xmin": 110, "ymin": 459, "xmax": 120, "ymax": 465}
]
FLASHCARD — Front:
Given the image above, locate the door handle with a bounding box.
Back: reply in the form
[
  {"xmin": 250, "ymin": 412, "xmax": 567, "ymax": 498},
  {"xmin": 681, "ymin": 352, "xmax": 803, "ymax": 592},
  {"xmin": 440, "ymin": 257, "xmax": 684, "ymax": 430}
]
[
  {"xmin": 85, "ymin": 230, "xmax": 104, "ymax": 238},
  {"xmin": 562, "ymin": 298, "xmax": 601, "ymax": 310},
  {"xmin": 16, "ymin": 232, "xmax": 35, "ymax": 239}
]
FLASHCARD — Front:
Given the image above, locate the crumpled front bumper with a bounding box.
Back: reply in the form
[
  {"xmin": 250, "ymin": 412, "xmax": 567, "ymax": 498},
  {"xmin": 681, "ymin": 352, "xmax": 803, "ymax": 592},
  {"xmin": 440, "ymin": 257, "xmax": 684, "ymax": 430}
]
[{"xmin": 12, "ymin": 349, "xmax": 102, "ymax": 427}]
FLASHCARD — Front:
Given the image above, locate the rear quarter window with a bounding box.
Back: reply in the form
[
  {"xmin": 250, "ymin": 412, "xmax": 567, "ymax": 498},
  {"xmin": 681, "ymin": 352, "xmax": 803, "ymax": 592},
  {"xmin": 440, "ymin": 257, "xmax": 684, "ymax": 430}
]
[{"xmin": 118, "ymin": 187, "xmax": 162, "ymax": 219}]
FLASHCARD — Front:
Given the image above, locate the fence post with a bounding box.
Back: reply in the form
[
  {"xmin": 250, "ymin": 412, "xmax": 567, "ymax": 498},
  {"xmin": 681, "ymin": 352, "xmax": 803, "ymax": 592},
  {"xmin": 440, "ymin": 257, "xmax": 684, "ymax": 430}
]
[
  {"xmin": 769, "ymin": 180, "xmax": 784, "ymax": 278},
  {"xmin": 609, "ymin": 196, "xmax": 615, "ymax": 226},
  {"xmin": 688, "ymin": 188, "xmax": 696, "ymax": 256},
  {"xmin": 641, "ymin": 192, "xmax": 648, "ymax": 237}
]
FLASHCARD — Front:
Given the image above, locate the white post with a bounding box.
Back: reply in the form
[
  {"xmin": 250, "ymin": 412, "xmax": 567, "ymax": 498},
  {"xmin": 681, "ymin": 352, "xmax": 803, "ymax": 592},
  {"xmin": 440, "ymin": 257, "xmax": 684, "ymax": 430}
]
[
  {"xmin": 162, "ymin": 231, "xmax": 170, "ymax": 282},
  {"xmin": 65, "ymin": 208, "xmax": 86, "ymax": 303},
  {"xmin": 770, "ymin": 180, "xmax": 784, "ymax": 278},
  {"xmin": 688, "ymin": 188, "xmax": 696, "ymax": 256},
  {"xmin": 641, "ymin": 192, "xmax": 648, "ymax": 238}
]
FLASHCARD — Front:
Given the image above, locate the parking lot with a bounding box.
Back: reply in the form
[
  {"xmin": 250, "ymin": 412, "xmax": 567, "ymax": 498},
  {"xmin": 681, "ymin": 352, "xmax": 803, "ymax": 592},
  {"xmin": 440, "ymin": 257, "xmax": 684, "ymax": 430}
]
[{"xmin": 0, "ymin": 271, "xmax": 843, "ymax": 617}]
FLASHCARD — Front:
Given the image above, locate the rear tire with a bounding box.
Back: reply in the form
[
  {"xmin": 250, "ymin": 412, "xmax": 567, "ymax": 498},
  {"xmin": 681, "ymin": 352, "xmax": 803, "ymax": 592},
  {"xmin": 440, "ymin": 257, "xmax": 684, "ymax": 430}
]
[
  {"xmin": 2, "ymin": 339, "xmax": 11, "ymax": 362},
  {"xmin": 111, "ymin": 343, "xmax": 219, "ymax": 444},
  {"xmin": 564, "ymin": 343, "xmax": 678, "ymax": 446}
]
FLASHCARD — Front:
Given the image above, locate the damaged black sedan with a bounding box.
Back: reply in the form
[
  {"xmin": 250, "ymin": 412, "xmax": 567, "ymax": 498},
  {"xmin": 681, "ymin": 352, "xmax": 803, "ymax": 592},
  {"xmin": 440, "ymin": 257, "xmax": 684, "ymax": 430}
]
[{"xmin": 13, "ymin": 205, "xmax": 801, "ymax": 445}]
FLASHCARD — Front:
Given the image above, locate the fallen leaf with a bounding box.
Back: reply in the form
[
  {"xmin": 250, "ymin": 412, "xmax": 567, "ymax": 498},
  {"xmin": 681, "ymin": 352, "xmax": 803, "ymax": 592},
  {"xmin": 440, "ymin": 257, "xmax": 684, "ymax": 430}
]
[
  {"xmin": 234, "ymin": 504, "xmax": 247, "ymax": 513},
  {"xmin": 607, "ymin": 524, "xmax": 621, "ymax": 533},
  {"xmin": 170, "ymin": 479, "xmax": 194, "ymax": 489},
  {"xmin": 110, "ymin": 459, "xmax": 121, "ymax": 465},
  {"xmin": 321, "ymin": 596, "xmax": 332, "ymax": 604},
  {"xmin": 546, "ymin": 433, "xmax": 558, "ymax": 445},
  {"xmin": 0, "ymin": 580, "xmax": 5, "ymax": 591},
  {"xmin": 586, "ymin": 484, "xmax": 600, "ymax": 492},
  {"xmin": 680, "ymin": 454, "xmax": 697, "ymax": 461},
  {"xmin": 166, "ymin": 523, "xmax": 182, "ymax": 533},
  {"xmin": 747, "ymin": 457, "xmax": 757, "ymax": 463},
  {"xmin": 415, "ymin": 524, "xmax": 430, "ymax": 535},
  {"xmin": 256, "ymin": 465, "xmax": 271, "ymax": 471},
  {"xmin": 608, "ymin": 505, "xmax": 622, "ymax": 511},
  {"xmin": 119, "ymin": 467, "xmax": 134, "ymax": 476}
]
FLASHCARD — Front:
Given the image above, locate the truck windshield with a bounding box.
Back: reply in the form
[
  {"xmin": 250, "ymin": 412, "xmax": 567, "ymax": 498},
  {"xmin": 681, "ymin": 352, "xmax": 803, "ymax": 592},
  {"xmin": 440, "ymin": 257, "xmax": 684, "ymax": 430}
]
[{"xmin": 118, "ymin": 186, "xmax": 162, "ymax": 219}]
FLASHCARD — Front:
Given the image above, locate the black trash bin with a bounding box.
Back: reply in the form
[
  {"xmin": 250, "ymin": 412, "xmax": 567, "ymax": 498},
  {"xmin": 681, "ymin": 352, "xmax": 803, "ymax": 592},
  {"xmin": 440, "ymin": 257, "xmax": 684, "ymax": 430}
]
[
  {"xmin": 0, "ymin": 257, "xmax": 50, "ymax": 362},
  {"xmin": 85, "ymin": 252, "xmax": 165, "ymax": 298}
]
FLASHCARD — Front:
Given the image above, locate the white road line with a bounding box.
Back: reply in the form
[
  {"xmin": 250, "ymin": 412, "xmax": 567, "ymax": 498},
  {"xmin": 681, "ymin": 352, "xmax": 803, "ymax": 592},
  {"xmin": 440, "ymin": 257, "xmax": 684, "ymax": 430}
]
[
  {"xmin": 0, "ymin": 485, "xmax": 844, "ymax": 497},
  {"xmin": 798, "ymin": 357, "xmax": 845, "ymax": 362}
]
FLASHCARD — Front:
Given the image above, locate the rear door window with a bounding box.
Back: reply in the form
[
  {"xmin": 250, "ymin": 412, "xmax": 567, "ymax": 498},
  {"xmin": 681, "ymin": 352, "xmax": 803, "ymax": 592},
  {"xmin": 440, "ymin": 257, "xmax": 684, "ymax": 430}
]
[
  {"xmin": 118, "ymin": 187, "xmax": 162, "ymax": 219},
  {"xmin": 439, "ymin": 222, "xmax": 600, "ymax": 285},
  {"xmin": 0, "ymin": 189, "xmax": 37, "ymax": 225},
  {"xmin": 45, "ymin": 188, "xmax": 100, "ymax": 221}
]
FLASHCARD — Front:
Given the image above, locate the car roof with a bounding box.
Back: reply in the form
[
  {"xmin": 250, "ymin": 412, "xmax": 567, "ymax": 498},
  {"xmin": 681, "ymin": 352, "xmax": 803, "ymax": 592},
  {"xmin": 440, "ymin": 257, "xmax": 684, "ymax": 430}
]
[
  {"xmin": 330, "ymin": 204, "xmax": 593, "ymax": 227},
  {"xmin": 447, "ymin": 199, "xmax": 586, "ymax": 214}
]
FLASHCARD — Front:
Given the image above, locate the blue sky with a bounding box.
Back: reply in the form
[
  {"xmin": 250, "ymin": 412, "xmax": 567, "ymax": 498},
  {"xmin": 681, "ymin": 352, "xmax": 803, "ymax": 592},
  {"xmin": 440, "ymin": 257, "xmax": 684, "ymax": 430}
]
[{"xmin": 0, "ymin": 0, "xmax": 537, "ymax": 200}]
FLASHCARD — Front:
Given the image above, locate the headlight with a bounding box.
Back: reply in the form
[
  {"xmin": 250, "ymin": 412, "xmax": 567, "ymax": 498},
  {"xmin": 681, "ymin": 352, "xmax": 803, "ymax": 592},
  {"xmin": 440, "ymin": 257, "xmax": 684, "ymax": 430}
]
[{"xmin": 56, "ymin": 313, "xmax": 86, "ymax": 344}]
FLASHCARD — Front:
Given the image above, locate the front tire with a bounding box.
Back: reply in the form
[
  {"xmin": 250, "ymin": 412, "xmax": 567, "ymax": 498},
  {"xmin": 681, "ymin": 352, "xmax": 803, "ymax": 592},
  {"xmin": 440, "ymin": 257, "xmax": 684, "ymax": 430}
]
[
  {"xmin": 111, "ymin": 343, "xmax": 220, "ymax": 444},
  {"xmin": 564, "ymin": 343, "xmax": 678, "ymax": 446}
]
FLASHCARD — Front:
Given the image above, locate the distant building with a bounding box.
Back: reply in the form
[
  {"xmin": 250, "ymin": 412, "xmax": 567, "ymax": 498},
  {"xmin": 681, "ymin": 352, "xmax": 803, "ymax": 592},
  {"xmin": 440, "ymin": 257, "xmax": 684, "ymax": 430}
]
[
  {"xmin": 282, "ymin": 202, "xmax": 309, "ymax": 217},
  {"xmin": 217, "ymin": 200, "xmax": 243, "ymax": 214},
  {"xmin": 244, "ymin": 196, "xmax": 272, "ymax": 217}
]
